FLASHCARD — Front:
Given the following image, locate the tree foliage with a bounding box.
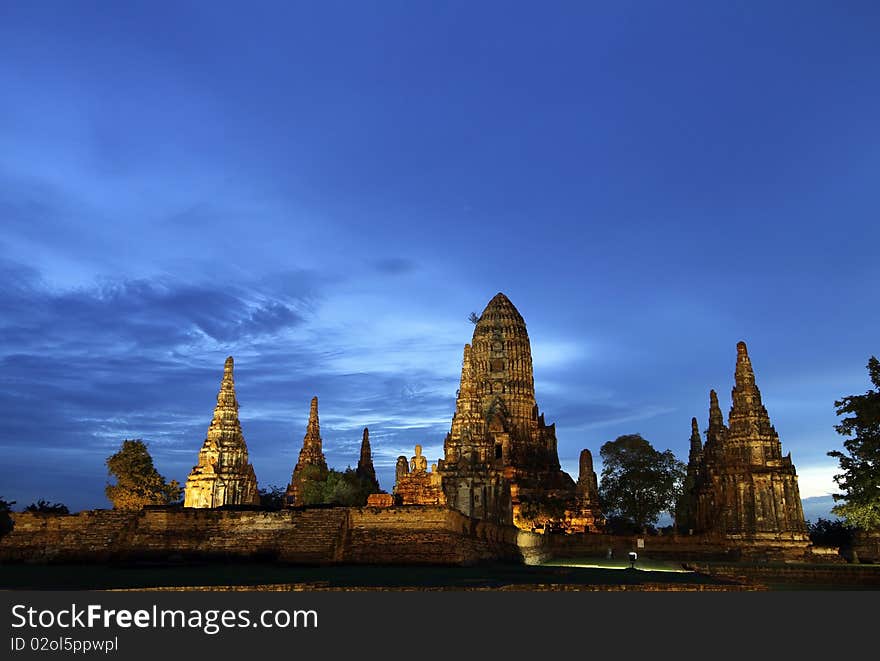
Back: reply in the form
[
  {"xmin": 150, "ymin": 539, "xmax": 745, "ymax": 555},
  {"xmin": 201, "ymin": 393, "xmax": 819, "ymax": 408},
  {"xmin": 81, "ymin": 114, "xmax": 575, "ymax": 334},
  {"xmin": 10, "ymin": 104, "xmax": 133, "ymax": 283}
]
[
  {"xmin": 105, "ymin": 439, "xmax": 182, "ymax": 510},
  {"xmin": 807, "ymin": 517, "xmax": 855, "ymax": 549},
  {"xmin": 25, "ymin": 499, "xmax": 69, "ymax": 515},
  {"xmin": 0, "ymin": 497, "xmax": 15, "ymax": 538},
  {"xmin": 828, "ymin": 357, "xmax": 880, "ymax": 531},
  {"xmin": 598, "ymin": 434, "xmax": 686, "ymax": 532},
  {"xmin": 258, "ymin": 484, "xmax": 286, "ymax": 509},
  {"xmin": 296, "ymin": 466, "xmax": 380, "ymax": 507}
]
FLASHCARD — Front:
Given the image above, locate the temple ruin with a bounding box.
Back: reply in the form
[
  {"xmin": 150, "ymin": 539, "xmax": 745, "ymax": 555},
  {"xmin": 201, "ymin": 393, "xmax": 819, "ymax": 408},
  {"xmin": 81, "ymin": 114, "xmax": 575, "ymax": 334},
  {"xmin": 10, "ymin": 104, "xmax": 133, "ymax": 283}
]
[
  {"xmin": 394, "ymin": 444, "xmax": 445, "ymax": 505},
  {"xmin": 285, "ymin": 396, "xmax": 329, "ymax": 506},
  {"xmin": 689, "ymin": 342, "xmax": 808, "ymax": 541},
  {"xmin": 437, "ymin": 292, "xmax": 603, "ymax": 531},
  {"xmin": 183, "ymin": 356, "xmax": 260, "ymax": 508},
  {"xmin": 356, "ymin": 427, "xmax": 379, "ymax": 493}
]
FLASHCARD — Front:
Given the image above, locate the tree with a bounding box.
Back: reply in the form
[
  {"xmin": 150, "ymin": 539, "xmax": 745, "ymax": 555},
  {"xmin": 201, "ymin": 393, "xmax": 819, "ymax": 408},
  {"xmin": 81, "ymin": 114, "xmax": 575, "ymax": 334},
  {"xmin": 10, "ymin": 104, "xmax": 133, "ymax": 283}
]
[
  {"xmin": 598, "ymin": 434, "xmax": 686, "ymax": 532},
  {"xmin": 828, "ymin": 357, "xmax": 880, "ymax": 530},
  {"xmin": 807, "ymin": 518, "xmax": 855, "ymax": 549},
  {"xmin": 296, "ymin": 466, "xmax": 379, "ymax": 507},
  {"xmin": 0, "ymin": 497, "xmax": 15, "ymax": 538},
  {"xmin": 258, "ymin": 484, "xmax": 286, "ymax": 509},
  {"xmin": 25, "ymin": 499, "xmax": 69, "ymax": 515},
  {"xmin": 468, "ymin": 312, "xmax": 480, "ymax": 325},
  {"xmin": 105, "ymin": 439, "xmax": 182, "ymax": 510}
]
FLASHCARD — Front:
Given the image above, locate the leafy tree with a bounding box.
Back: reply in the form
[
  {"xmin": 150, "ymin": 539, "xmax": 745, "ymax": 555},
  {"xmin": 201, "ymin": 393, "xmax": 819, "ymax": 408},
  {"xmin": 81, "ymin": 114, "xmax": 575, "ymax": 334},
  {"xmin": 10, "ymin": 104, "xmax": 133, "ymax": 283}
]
[
  {"xmin": 0, "ymin": 497, "xmax": 15, "ymax": 538},
  {"xmin": 598, "ymin": 434, "xmax": 686, "ymax": 532},
  {"xmin": 258, "ymin": 484, "xmax": 286, "ymax": 509},
  {"xmin": 296, "ymin": 465, "xmax": 331, "ymax": 506},
  {"xmin": 602, "ymin": 515, "xmax": 642, "ymax": 536},
  {"xmin": 807, "ymin": 517, "xmax": 855, "ymax": 549},
  {"xmin": 105, "ymin": 439, "xmax": 182, "ymax": 510},
  {"xmin": 296, "ymin": 466, "xmax": 379, "ymax": 507},
  {"xmin": 25, "ymin": 499, "xmax": 69, "ymax": 514},
  {"xmin": 828, "ymin": 357, "xmax": 880, "ymax": 530}
]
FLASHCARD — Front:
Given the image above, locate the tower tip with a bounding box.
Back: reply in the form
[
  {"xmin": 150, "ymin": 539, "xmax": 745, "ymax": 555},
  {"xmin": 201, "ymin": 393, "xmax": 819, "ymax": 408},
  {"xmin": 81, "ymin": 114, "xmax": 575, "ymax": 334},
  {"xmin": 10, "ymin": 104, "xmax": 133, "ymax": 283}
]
[{"xmin": 737, "ymin": 341, "xmax": 748, "ymax": 355}]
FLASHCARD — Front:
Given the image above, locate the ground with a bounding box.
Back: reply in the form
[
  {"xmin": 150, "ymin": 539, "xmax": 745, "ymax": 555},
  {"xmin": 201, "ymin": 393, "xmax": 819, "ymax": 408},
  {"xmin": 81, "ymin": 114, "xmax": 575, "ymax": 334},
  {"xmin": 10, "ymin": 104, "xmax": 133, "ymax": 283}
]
[{"xmin": 1, "ymin": 559, "xmax": 875, "ymax": 590}]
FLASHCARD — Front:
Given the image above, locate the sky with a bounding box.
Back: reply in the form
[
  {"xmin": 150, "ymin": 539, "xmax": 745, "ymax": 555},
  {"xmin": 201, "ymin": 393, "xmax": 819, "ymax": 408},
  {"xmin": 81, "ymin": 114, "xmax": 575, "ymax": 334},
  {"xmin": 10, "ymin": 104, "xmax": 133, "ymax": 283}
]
[{"xmin": 1, "ymin": 1, "xmax": 878, "ymax": 513}]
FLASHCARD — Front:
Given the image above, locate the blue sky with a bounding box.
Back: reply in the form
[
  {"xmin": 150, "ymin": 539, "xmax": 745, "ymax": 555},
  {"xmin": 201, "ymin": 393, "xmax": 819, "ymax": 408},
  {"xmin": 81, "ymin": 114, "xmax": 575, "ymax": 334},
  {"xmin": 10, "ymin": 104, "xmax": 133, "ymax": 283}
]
[{"xmin": 1, "ymin": 2, "xmax": 878, "ymax": 512}]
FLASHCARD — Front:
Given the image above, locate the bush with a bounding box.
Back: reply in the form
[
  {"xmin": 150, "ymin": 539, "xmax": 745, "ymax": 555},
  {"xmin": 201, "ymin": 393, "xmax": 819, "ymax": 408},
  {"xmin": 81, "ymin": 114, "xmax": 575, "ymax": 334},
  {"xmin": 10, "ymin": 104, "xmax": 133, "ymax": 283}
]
[
  {"xmin": 808, "ymin": 517, "xmax": 855, "ymax": 548},
  {"xmin": 24, "ymin": 499, "xmax": 69, "ymax": 515}
]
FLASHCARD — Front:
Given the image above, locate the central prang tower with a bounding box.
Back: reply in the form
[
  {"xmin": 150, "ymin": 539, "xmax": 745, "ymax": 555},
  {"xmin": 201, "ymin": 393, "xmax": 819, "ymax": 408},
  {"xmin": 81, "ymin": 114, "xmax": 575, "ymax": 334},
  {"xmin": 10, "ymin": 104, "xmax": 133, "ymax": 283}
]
[{"xmin": 438, "ymin": 293, "xmax": 602, "ymax": 531}]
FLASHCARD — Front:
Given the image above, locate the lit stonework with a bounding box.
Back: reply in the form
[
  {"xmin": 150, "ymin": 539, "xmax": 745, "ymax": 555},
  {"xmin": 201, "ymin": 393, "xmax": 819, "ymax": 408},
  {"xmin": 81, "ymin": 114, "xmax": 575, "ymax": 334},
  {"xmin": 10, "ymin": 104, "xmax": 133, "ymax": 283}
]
[
  {"xmin": 691, "ymin": 342, "xmax": 808, "ymax": 541},
  {"xmin": 183, "ymin": 357, "xmax": 260, "ymax": 508},
  {"xmin": 394, "ymin": 445, "xmax": 445, "ymax": 505},
  {"xmin": 567, "ymin": 449, "xmax": 603, "ymax": 532},
  {"xmin": 437, "ymin": 293, "xmax": 602, "ymax": 531},
  {"xmin": 285, "ymin": 397, "xmax": 329, "ymax": 506}
]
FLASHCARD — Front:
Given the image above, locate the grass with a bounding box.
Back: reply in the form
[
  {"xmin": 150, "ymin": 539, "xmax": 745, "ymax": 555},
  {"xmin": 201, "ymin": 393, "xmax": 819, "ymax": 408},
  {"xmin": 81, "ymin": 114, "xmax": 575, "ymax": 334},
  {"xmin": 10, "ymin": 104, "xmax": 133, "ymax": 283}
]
[{"xmin": 0, "ymin": 561, "xmax": 725, "ymax": 590}]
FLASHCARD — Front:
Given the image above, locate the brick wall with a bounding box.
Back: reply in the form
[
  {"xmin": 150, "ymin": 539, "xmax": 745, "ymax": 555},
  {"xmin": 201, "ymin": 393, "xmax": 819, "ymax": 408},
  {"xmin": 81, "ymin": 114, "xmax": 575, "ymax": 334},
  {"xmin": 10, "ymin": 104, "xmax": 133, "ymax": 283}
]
[
  {"xmin": 0, "ymin": 506, "xmax": 535, "ymax": 566},
  {"xmin": 0, "ymin": 507, "xmax": 836, "ymax": 566},
  {"xmin": 545, "ymin": 531, "xmax": 816, "ymax": 562}
]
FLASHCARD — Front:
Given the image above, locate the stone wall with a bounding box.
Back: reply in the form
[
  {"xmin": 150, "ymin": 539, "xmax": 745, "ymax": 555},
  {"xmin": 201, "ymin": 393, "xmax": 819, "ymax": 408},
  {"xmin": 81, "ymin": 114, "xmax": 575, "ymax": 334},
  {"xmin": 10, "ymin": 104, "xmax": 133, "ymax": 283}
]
[
  {"xmin": 0, "ymin": 508, "xmax": 348, "ymax": 564},
  {"xmin": 0, "ymin": 506, "xmax": 540, "ymax": 566},
  {"xmin": 687, "ymin": 562, "xmax": 880, "ymax": 586},
  {"xmin": 545, "ymin": 532, "xmax": 817, "ymax": 562},
  {"xmin": 852, "ymin": 530, "xmax": 880, "ymax": 563},
  {"xmin": 1, "ymin": 508, "xmax": 836, "ymax": 567}
]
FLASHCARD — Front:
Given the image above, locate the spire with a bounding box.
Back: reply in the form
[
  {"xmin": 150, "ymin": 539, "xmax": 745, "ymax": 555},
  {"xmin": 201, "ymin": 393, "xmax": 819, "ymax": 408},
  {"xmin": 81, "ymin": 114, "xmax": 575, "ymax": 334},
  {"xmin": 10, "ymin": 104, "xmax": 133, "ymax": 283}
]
[
  {"xmin": 708, "ymin": 390, "xmax": 724, "ymax": 430},
  {"xmin": 729, "ymin": 341, "xmax": 775, "ymax": 439},
  {"xmin": 735, "ymin": 341, "xmax": 756, "ymax": 389},
  {"xmin": 360, "ymin": 427, "xmax": 371, "ymax": 457},
  {"xmin": 298, "ymin": 396, "xmax": 325, "ymax": 463},
  {"xmin": 207, "ymin": 355, "xmax": 243, "ymax": 448},
  {"xmin": 476, "ymin": 292, "xmax": 527, "ymax": 328},
  {"xmin": 306, "ymin": 396, "xmax": 320, "ymax": 441},
  {"xmin": 689, "ymin": 417, "xmax": 702, "ymax": 458},
  {"xmin": 184, "ymin": 356, "xmax": 260, "ymax": 507},
  {"xmin": 704, "ymin": 389, "xmax": 727, "ymax": 451},
  {"xmin": 459, "ymin": 344, "xmax": 476, "ymax": 397},
  {"xmin": 576, "ymin": 448, "xmax": 600, "ymax": 501},
  {"xmin": 285, "ymin": 396, "xmax": 328, "ymax": 505},
  {"xmin": 356, "ymin": 427, "xmax": 378, "ymax": 488}
]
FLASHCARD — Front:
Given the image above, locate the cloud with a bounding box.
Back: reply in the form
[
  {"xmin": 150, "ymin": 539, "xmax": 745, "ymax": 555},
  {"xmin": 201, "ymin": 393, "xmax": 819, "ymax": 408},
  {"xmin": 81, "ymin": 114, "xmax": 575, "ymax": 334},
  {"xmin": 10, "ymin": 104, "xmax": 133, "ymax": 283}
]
[
  {"xmin": 0, "ymin": 257, "xmax": 309, "ymax": 352},
  {"xmin": 0, "ymin": 255, "xmax": 473, "ymax": 508},
  {"xmin": 795, "ymin": 462, "xmax": 839, "ymax": 499}
]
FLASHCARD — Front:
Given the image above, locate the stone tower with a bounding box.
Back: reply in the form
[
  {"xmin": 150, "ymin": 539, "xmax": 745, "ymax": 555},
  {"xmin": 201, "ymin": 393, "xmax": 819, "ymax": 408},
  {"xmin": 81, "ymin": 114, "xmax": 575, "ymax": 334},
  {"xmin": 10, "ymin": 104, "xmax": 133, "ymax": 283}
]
[
  {"xmin": 675, "ymin": 417, "xmax": 703, "ymax": 533},
  {"xmin": 184, "ymin": 357, "xmax": 260, "ymax": 508},
  {"xmin": 356, "ymin": 427, "xmax": 379, "ymax": 491},
  {"xmin": 577, "ymin": 449, "xmax": 600, "ymax": 500},
  {"xmin": 569, "ymin": 448, "xmax": 604, "ymax": 531},
  {"xmin": 285, "ymin": 397, "xmax": 329, "ymax": 506},
  {"xmin": 693, "ymin": 342, "xmax": 807, "ymax": 541},
  {"xmin": 438, "ymin": 293, "xmax": 602, "ymax": 530}
]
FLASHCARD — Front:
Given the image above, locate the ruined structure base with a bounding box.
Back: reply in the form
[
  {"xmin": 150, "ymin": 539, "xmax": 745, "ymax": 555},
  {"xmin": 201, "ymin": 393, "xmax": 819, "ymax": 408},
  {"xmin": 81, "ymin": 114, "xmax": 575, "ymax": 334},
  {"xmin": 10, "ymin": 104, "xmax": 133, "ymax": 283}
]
[{"xmin": 1, "ymin": 508, "xmax": 836, "ymax": 568}]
